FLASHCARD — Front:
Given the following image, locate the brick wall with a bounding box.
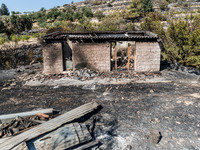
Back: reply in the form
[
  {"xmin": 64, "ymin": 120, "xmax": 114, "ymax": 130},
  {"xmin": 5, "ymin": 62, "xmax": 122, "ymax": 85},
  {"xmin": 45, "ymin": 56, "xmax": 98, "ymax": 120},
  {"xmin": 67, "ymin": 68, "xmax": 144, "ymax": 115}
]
[
  {"xmin": 72, "ymin": 43, "xmax": 111, "ymax": 72},
  {"xmin": 135, "ymin": 42, "xmax": 161, "ymax": 72},
  {"xmin": 43, "ymin": 43, "xmax": 63, "ymax": 74}
]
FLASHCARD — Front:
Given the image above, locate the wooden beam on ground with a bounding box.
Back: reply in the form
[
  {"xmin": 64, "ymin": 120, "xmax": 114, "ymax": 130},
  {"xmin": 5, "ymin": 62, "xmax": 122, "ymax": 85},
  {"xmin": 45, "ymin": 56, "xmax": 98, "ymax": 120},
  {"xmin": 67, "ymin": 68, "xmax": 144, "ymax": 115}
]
[
  {"xmin": 28, "ymin": 123, "xmax": 92, "ymax": 150},
  {"xmin": 74, "ymin": 141, "xmax": 99, "ymax": 150},
  {"xmin": 0, "ymin": 137, "xmax": 11, "ymax": 145},
  {"xmin": 0, "ymin": 101, "xmax": 99, "ymax": 150},
  {"xmin": 0, "ymin": 109, "xmax": 53, "ymax": 123},
  {"xmin": 115, "ymin": 44, "xmax": 117, "ymax": 70},
  {"xmin": 12, "ymin": 142, "xmax": 28, "ymax": 150},
  {"xmin": 127, "ymin": 43, "xmax": 131, "ymax": 71}
]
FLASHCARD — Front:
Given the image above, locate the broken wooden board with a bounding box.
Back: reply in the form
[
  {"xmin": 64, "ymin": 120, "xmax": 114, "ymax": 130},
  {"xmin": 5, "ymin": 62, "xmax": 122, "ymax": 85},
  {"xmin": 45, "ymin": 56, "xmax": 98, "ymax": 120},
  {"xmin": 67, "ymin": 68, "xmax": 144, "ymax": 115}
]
[
  {"xmin": 0, "ymin": 137, "xmax": 11, "ymax": 145},
  {"xmin": 74, "ymin": 141, "xmax": 99, "ymax": 150},
  {"xmin": 0, "ymin": 101, "xmax": 99, "ymax": 150},
  {"xmin": 27, "ymin": 123, "xmax": 92, "ymax": 150},
  {"xmin": 0, "ymin": 108, "xmax": 53, "ymax": 123},
  {"xmin": 12, "ymin": 142, "xmax": 28, "ymax": 150}
]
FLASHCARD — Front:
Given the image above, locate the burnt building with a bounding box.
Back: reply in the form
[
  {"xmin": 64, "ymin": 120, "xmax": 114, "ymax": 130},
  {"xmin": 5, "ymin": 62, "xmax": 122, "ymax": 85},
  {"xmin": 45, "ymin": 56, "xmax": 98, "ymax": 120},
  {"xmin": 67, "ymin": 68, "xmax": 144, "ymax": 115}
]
[{"xmin": 42, "ymin": 31, "xmax": 161, "ymax": 74}]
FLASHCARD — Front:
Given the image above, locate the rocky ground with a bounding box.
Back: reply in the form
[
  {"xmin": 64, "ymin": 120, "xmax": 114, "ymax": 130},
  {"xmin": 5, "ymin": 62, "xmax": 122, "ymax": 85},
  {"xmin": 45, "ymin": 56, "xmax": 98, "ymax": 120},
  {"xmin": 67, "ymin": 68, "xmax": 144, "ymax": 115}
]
[{"xmin": 0, "ymin": 64, "xmax": 200, "ymax": 150}]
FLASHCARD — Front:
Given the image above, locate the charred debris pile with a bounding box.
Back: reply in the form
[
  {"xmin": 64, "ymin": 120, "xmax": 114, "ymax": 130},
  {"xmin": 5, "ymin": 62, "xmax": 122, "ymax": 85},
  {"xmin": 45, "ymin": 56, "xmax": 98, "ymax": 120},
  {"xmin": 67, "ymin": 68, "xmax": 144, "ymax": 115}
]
[
  {"xmin": 34, "ymin": 68, "xmax": 161, "ymax": 82},
  {"xmin": 0, "ymin": 102, "xmax": 102, "ymax": 150}
]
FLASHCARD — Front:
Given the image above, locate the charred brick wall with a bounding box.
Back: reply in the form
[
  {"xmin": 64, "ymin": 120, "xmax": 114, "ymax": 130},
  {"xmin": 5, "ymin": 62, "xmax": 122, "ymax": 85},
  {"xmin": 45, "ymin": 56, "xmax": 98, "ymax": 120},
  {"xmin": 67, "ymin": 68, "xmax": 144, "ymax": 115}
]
[
  {"xmin": 43, "ymin": 43, "xmax": 63, "ymax": 74},
  {"xmin": 135, "ymin": 42, "xmax": 161, "ymax": 72},
  {"xmin": 72, "ymin": 43, "xmax": 111, "ymax": 72}
]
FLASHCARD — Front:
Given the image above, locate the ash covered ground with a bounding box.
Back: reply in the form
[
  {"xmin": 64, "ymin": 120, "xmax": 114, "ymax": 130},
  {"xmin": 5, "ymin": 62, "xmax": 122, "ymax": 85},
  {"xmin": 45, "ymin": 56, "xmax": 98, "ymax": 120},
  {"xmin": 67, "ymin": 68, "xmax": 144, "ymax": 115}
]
[{"xmin": 0, "ymin": 64, "xmax": 200, "ymax": 150}]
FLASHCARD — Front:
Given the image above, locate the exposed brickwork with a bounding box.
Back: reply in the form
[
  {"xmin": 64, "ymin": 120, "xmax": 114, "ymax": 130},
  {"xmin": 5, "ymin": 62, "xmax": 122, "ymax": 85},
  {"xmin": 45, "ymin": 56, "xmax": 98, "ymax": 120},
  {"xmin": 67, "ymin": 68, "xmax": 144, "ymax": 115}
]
[
  {"xmin": 135, "ymin": 42, "xmax": 161, "ymax": 72},
  {"xmin": 42, "ymin": 41, "xmax": 161, "ymax": 74},
  {"xmin": 43, "ymin": 43, "xmax": 63, "ymax": 74},
  {"xmin": 72, "ymin": 43, "xmax": 110, "ymax": 72}
]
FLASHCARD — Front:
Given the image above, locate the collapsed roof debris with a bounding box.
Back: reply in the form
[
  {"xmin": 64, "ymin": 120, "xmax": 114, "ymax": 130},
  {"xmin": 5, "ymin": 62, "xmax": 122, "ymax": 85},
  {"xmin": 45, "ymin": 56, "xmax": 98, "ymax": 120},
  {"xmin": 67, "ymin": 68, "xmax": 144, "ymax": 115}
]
[{"xmin": 43, "ymin": 31, "xmax": 158, "ymax": 42}]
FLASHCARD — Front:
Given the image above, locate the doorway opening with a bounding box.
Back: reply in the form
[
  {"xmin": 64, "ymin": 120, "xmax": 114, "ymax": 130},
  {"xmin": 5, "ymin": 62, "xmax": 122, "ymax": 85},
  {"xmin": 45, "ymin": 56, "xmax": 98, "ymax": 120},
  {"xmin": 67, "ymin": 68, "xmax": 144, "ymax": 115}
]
[
  {"xmin": 62, "ymin": 41, "xmax": 73, "ymax": 71},
  {"xmin": 111, "ymin": 41, "xmax": 135, "ymax": 71}
]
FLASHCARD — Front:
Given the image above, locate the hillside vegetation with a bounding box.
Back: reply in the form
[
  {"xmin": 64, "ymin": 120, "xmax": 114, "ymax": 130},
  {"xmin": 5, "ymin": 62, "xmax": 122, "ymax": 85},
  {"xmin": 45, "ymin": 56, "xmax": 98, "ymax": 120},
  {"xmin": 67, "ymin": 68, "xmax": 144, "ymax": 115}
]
[{"xmin": 0, "ymin": 0, "xmax": 200, "ymax": 68}]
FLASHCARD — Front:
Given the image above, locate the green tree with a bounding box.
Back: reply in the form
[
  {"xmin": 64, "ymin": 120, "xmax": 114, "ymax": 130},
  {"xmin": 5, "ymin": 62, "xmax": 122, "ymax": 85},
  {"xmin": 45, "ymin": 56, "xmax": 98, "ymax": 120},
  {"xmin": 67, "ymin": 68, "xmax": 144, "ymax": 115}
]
[
  {"xmin": 97, "ymin": 11, "xmax": 125, "ymax": 31},
  {"xmin": 33, "ymin": 9, "xmax": 47, "ymax": 26},
  {"xmin": 8, "ymin": 15, "xmax": 33, "ymax": 34},
  {"xmin": 21, "ymin": 15, "xmax": 33, "ymax": 31},
  {"xmin": 164, "ymin": 18, "xmax": 200, "ymax": 67},
  {"xmin": 140, "ymin": 12, "xmax": 166, "ymax": 40},
  {"xmin": 75, "ymin": 20, "xmax": 94, "ymax": 32},
  {"xmin": 81, "ymin": 7, "xmax": 93, "ymax": 18},
  {"xmin": 94, "ymin": 11, "xmax": 104, "ymax": 20},
  {"xmin": 0, "ymin": 20, "xmax": 6, "ymax": 33},
  {"xmin": 141, "ymin": 0, "xmax": 153, "ymax": 13},
  {"xmin": 3, "ymin": 18, "xmax": 12, "ymax": 39},
  {"xmin": 40, "ymin": 7, "xmax": 46, "ymax": 12},
  {"xmin": 60, "ymin": 8, "xmax": 74, "ymax": 21},
  {"xmin": 160, "ymin": 0, "xmax": 169, "ymax": 11},
  {"xmin": 129, "ymin": 0, "xmax": 142, "ymax": 17},
  {"xmin": 129, "ymin": 0, "xmax": 153, "ymax": 17},
  {"xmin": 0, "ymin": 3, "xmax": 10, "ymax": 16},
  {"xmin": 10, "ymin": 15, "xmax": 19, "ymax": 33},
  {"xmin": 47, "ymin": 8, "xmax": 61, "ymax": 21},
  {"xmin": 73, "ymin": 11, "xmax": 83, "ymax": 21},
  {"xmin": 11, "ymin": 11, "xmax": 21, "ymax": 15}
]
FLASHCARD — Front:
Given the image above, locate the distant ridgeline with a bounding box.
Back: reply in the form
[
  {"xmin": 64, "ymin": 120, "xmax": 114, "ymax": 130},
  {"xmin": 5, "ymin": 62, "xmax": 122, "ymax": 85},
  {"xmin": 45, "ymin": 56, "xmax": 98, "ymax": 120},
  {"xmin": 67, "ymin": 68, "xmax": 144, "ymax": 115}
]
[{"xmin": 70, "ymin": 0, "xmax": 132, "ymax": 15}]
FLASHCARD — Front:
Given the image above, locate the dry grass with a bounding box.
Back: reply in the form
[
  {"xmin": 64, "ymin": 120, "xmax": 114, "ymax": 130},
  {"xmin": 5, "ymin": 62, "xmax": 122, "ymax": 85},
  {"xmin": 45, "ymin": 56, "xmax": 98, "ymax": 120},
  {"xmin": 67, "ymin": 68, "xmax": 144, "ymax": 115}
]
[{"xmin": 0, "ymin": 38, "xmax": 39, "ymax": 51}]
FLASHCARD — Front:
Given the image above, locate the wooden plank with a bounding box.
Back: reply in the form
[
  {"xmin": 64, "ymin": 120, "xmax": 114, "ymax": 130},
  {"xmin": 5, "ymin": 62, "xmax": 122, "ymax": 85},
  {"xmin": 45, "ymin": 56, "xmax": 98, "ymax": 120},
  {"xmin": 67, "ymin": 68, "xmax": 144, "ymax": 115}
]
[
  {"xmin": 0, "ymin": 138, "xmax": 28, "ymax": 150},
  {"xmin": 0, "ymin": 101, "xmax": 99, "ymax": 150},
  {"xmin": 0, "ymin": 137, "xmax": 11, "ymax": 144},
  {"xmin": 36, "ymin": 113, "xmax": 49, "ymax": 118},
  {"xmin": 31, "ymin": 123, "xmax": 78, "ymax": 150},
  {"xmin": 12, "ymin": 142, "xmax": 28, "ymax": 150},
  {"xmin": 29, "ymin": 123, "xmax": 92, "ymax": 150},
  {"xmin": 127, "ymin": 44, "xmax": 131, "ymax": 71},
  {"xmin": 54, "ymin": 123, "xmax": 92, "ymax": 150},
  {"xmin": 0, "ymin": 109, "xmax": 53, "ymax": 123},
  {"xmin": 74, "ymin": 141, "xmax": 99, "ymax": 150},
  {"xmin": 79, "ymin": 123, "xmax": 91, "ymax": 139},
  {"xmin": 26, "ymin": 119, "xmax": 46, "ymax": 124},
  {"xmin": 115, "ymin": 44, "xmax": 117, "ymax": 70},
  {"xmin": 74, "ymin": 123, "xmax": 92, "ymax": 144}
]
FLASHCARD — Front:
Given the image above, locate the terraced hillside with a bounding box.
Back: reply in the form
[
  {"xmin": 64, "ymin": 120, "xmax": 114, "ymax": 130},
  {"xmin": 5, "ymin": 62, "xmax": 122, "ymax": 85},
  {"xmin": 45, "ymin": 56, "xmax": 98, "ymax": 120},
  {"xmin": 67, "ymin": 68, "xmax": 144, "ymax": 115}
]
[{"xmin": 71, "ymin": 0, "xmax": 132, "ymax": 15}]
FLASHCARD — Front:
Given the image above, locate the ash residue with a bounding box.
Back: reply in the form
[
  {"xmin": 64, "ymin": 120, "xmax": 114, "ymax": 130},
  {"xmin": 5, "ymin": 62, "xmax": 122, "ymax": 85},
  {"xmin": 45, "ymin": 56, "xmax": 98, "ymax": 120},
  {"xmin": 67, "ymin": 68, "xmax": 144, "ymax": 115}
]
[
  {"xmin": 0, "ymin": 81, "xmax": 200, "ymax": 149},
  {"xmin": 0, "ymin": 64, "xmax": 200, "ymax": 149}
]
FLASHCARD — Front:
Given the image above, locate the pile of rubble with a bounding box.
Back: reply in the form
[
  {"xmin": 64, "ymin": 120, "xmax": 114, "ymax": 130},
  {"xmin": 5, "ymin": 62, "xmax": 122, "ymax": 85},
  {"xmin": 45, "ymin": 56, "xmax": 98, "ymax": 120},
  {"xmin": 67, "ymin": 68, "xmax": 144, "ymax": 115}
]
[
  {"xmin": 0, "ymin": 113, "xmax": 51, "ymax": 138},
  {"xmin": 31, "ymin": 68, "xmax": 161, "ymax": 82},
  {"xmin": 1, "ymin": 66, "xmax": 162, "ymax": 90}
]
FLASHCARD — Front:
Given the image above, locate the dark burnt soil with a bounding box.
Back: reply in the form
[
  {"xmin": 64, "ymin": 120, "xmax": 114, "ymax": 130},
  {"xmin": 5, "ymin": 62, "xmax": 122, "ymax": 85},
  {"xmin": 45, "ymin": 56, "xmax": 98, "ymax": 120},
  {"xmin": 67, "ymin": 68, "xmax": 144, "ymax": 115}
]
[{"xmin": 0, "ymin": 81, "xmax": 200, "ymax": 149}]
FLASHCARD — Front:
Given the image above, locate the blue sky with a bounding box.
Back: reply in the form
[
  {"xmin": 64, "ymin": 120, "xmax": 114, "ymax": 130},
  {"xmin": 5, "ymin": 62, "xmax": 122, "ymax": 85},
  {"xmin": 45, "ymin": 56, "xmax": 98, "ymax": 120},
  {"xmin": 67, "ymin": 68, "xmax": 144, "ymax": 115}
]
[{"xmin": 0, "ymin": 0, "xmax": 82, "ymax": 13}]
